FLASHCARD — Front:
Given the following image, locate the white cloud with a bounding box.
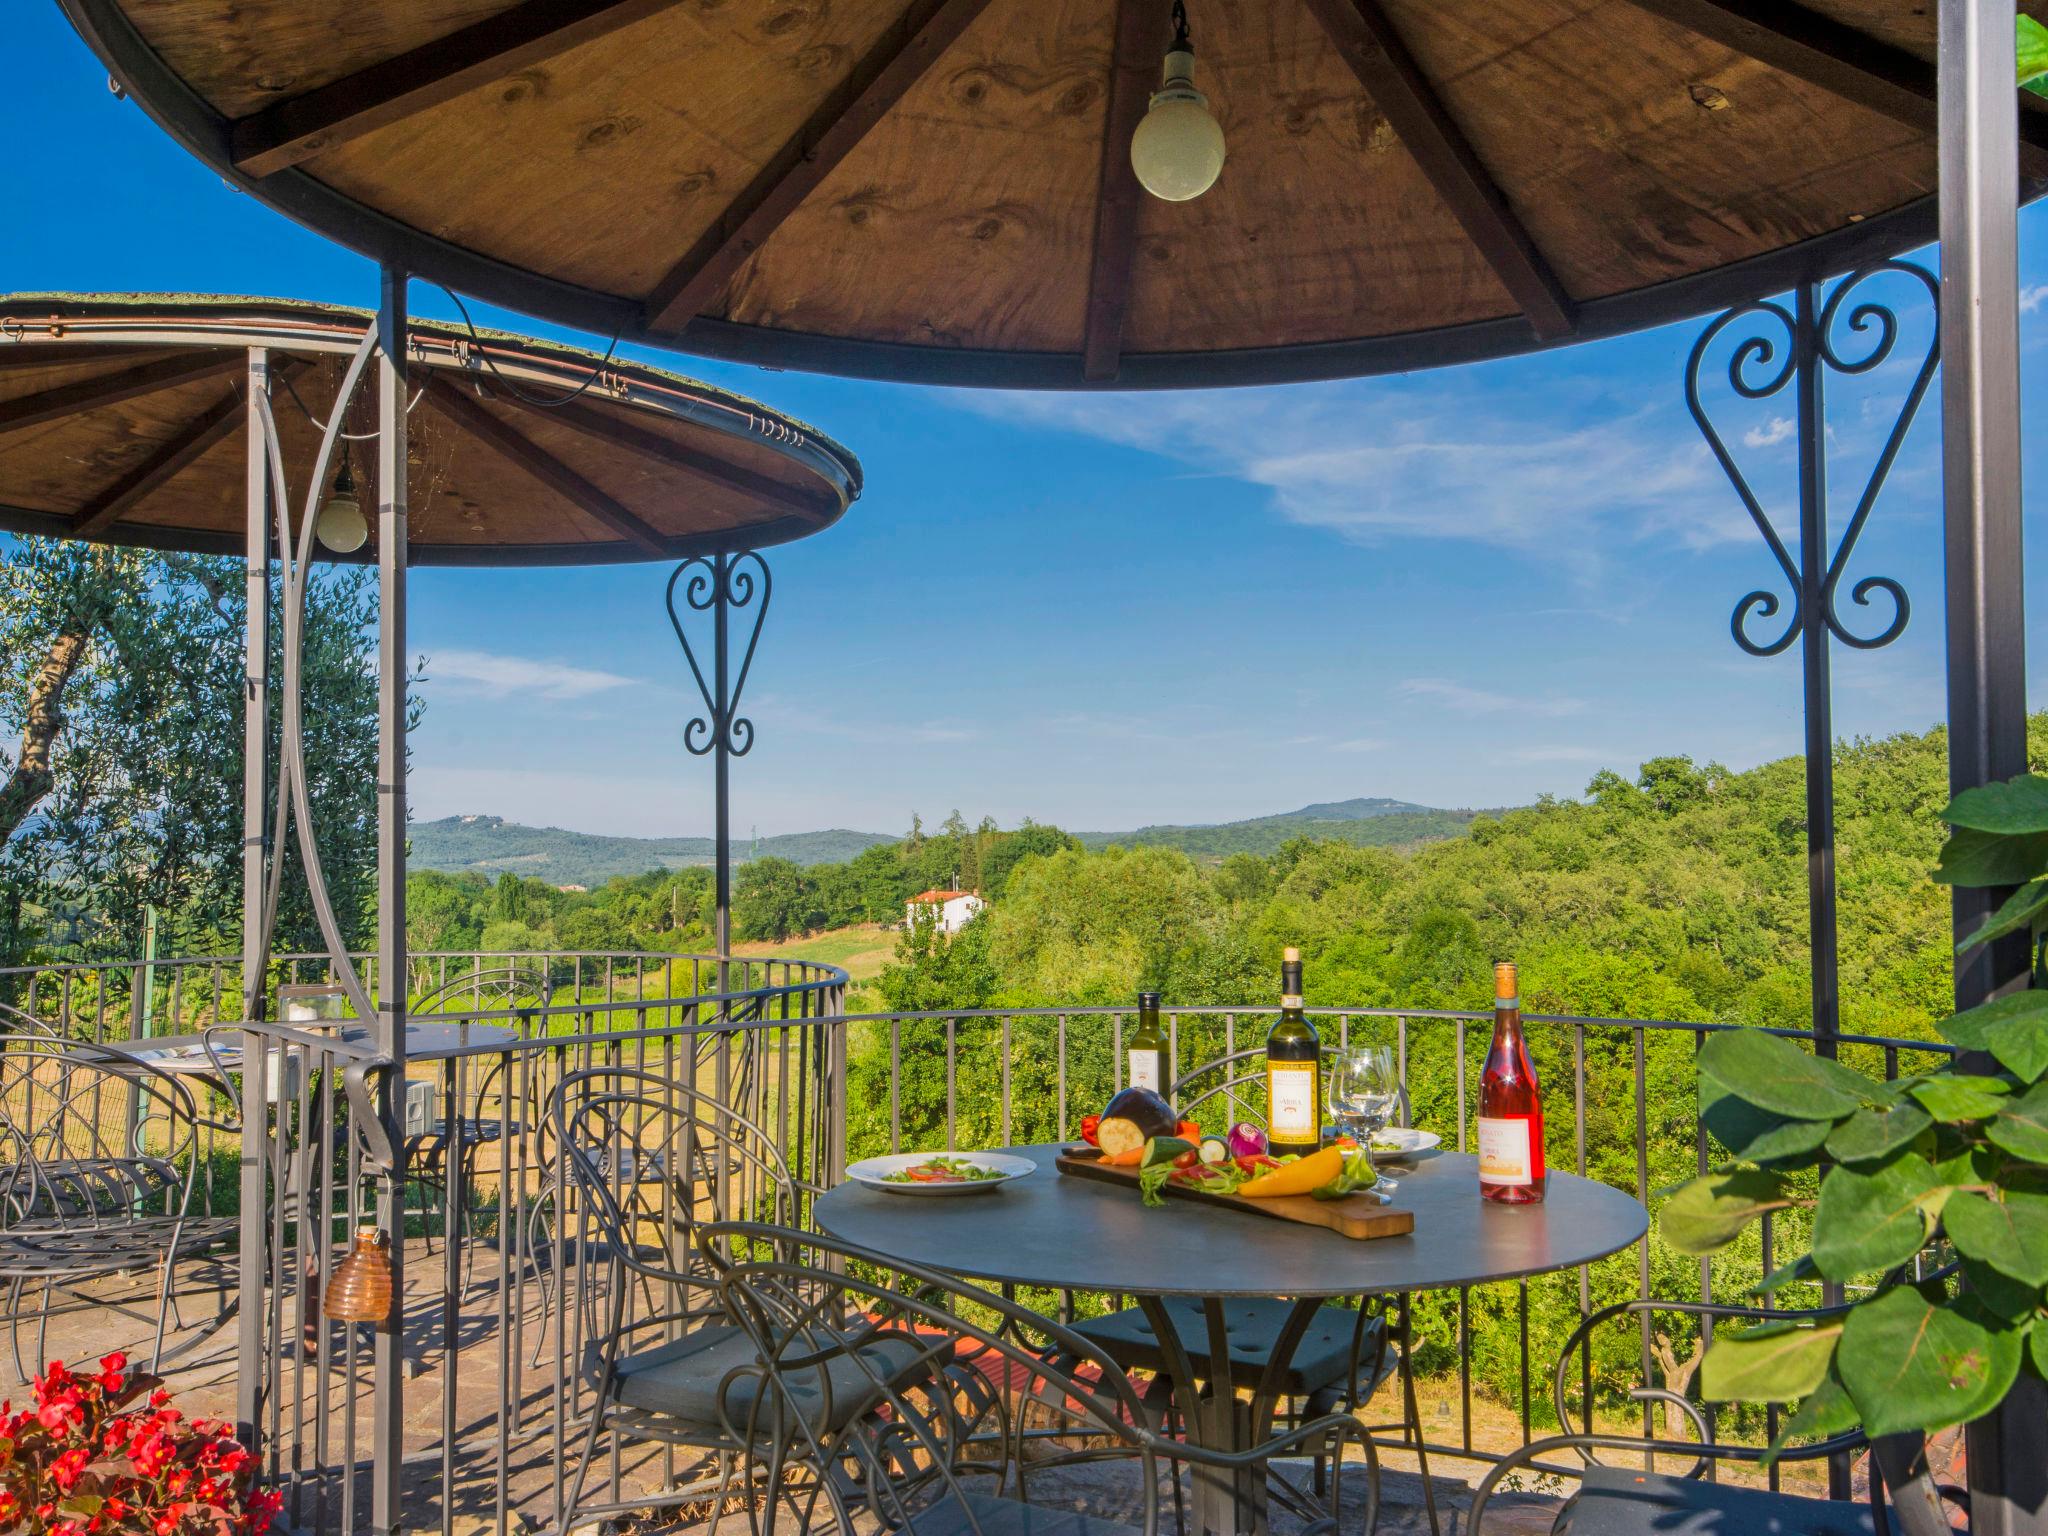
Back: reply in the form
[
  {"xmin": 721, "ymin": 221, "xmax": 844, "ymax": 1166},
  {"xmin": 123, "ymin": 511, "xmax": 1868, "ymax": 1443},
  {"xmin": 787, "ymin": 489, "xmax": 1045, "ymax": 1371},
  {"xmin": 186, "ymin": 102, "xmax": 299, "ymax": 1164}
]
[
  {"xmin": 951, "ymin": 379, "xmax": 1739, "ymax": 558},
  {"xmin": 2022, "ymin": 284, "xmax": 2048, "ymax": 314},
  {"xmin": 428, "ymin": 648, "xmax": 636, "ymax": 701},
  {"xmin": 1397, "ymin": 678, "xmax": 1585, "ymax": 718},
  {"xmin": 1743, "ymin": 416, "xmax": 1795, "ymax": 448}
]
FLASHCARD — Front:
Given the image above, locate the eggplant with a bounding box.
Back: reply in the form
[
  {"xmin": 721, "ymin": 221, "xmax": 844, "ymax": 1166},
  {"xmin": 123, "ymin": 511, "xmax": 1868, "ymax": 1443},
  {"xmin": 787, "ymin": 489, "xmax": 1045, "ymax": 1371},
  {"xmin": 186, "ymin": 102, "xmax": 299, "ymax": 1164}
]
[{"xmin": 1095, "ymin": 1086, "xmax": 1178, "ymax": 1159}]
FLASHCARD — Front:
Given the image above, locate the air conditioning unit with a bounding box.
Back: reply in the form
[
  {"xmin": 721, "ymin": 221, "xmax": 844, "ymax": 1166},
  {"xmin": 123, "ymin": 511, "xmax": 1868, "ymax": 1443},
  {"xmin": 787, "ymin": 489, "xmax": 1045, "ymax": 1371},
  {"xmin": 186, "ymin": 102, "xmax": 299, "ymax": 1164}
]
[{"xmin": 403, "ymin": 1078, "xmax": 440, "ymax": 1140}]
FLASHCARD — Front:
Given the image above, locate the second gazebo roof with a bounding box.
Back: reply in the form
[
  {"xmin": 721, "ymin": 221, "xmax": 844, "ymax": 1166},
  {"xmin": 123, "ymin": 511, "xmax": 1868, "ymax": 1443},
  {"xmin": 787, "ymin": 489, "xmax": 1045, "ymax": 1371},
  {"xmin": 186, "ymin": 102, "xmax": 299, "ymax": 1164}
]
[{"xmin": 0, "ymin": 293, "xmax": 861, "ymax": 565}]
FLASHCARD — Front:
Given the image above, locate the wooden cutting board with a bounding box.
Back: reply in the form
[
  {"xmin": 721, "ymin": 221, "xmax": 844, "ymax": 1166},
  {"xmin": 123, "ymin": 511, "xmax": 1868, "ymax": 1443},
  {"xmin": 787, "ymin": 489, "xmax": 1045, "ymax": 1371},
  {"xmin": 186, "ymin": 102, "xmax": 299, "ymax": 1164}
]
[{"xmin": 1056, "ymin": 1146, "xmax": 1414, "ymax": 1241}]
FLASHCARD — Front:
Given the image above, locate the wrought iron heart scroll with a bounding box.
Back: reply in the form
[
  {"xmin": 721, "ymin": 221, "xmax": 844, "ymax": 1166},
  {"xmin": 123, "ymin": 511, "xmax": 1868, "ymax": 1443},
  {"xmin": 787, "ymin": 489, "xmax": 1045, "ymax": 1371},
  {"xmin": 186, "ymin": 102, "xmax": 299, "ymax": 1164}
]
[
  {"xmin": 1685, "ymin": 260, "xmax": 1938, "ymax": 659},
  {"xmin": 665, "ymin": 551, "xmax": 771, "ymax": 758}
]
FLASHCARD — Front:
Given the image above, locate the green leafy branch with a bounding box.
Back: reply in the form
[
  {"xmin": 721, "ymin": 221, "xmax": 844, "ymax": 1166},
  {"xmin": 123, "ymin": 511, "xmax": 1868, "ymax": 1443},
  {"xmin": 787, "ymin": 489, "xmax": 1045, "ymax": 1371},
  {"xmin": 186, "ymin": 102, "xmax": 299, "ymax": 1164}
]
[{"xmin": 1660, "ymin": 771, "xmax": 2048, "ymax": 1455}]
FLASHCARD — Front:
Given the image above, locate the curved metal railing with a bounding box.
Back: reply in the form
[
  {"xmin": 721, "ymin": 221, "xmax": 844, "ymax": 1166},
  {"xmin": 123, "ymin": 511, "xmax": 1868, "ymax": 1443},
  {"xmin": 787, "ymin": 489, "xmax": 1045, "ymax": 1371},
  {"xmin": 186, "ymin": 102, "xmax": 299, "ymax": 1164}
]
[{"xmin": 0, "ymin": 947, "xmax": 849, "ymax": 1044}]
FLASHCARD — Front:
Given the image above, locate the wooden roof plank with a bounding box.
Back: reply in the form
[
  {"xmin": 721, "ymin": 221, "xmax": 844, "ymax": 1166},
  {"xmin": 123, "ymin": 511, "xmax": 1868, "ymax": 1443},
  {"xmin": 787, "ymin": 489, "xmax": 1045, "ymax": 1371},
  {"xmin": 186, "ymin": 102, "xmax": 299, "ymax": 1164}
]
[
  {"xmin": 642, "ymin": 0, "xmax": 999, "ymax": 334},
  {"xmin": 1082, "ymin": 0, "xmax": 1168, "ymax": 382},
  {"xmin": 1616, "ymin": 0, "xmax": 2048, "ymax": 174},
  {"xmin": 229, "ymin": 0, "xmax": 688, "ymax": 178},
  {"xmin": 0, "ymin": 353, "xmax": 243, "ymax": 438},
  {"xmin": 420, "ymin": 377, "xmax": 671, "ymax": 556},
  {"xmin": 72, "ymin": 359, "xmax": 310, "ymax": 537},
  {"xmin": 1301, "ymin": 0, "xmax": 1576, "ymax": 339}
]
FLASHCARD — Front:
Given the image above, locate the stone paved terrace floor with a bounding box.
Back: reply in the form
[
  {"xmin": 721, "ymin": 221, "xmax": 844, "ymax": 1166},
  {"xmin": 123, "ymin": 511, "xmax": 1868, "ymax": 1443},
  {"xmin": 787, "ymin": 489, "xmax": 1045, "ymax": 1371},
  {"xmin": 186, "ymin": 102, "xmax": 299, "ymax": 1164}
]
[{"xmin": 5, "ymin": 1241, "xmax": 1879, "ymax": 1535}]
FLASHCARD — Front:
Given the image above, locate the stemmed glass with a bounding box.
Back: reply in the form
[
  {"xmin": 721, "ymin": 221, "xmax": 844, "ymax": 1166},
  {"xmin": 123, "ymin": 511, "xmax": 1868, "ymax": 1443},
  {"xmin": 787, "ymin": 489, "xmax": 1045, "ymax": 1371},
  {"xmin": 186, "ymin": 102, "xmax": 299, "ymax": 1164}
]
[{"xmin": 1329, "ymin": 1046, "xmax": 1401, "ymax": 1147}]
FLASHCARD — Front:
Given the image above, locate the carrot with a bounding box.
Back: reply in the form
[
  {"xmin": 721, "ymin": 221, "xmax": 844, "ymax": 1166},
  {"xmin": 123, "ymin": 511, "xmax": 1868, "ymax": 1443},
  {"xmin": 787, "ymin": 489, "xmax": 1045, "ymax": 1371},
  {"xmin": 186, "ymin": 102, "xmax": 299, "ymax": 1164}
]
[{"xmin": 1104, "ymin": 1145, "xmax": 1145, "ymax": 1167}]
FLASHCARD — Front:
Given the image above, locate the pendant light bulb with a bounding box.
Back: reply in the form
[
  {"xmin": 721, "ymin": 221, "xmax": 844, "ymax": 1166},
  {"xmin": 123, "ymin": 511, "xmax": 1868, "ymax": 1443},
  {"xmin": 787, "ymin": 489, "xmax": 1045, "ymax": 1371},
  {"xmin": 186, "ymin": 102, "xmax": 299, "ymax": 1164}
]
[
  {"xmin": 1130, "ymin": 2, "xmax": 1224, "ymax": 203},
  {"xmin": 317, "ymin": 460, "xmax": 369, "ymax": 554}
]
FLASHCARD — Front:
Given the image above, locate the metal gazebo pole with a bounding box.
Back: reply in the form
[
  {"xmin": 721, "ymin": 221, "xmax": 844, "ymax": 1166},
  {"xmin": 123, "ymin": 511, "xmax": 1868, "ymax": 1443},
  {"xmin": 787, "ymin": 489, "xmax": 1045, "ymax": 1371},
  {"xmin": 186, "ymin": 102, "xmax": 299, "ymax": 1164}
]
[
  {"xmin": 372, "ymin": 266, "xmax": 411, "ymax": 1536},
  {"xmin": 1939, "ymin": 2, "xmax": 2043, "ymax": 1531},
  {"xmin": 235, "ymin": 344, "xmax": 270, "ymax": 1456}
]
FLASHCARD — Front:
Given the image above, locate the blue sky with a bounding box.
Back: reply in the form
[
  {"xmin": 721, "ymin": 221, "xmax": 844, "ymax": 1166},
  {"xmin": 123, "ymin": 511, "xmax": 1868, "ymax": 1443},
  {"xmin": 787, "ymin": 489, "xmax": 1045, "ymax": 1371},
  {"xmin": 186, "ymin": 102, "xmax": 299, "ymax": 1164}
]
[{"xmin": 6, "ymin": 9, "xmax": 2047, "ymax": 839}]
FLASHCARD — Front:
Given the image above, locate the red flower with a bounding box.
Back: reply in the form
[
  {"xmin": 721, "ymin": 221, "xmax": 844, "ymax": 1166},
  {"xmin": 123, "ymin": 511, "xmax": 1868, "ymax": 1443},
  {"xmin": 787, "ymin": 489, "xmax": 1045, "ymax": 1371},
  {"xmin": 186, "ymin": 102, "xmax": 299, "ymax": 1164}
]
[
  {"xmin": 37, "ymin": 1390, "xmax": 82, "ymax": 1437},
  {"xmin": 50, "ymin": 1445, "xmax": 90, "ymax": 1491}
]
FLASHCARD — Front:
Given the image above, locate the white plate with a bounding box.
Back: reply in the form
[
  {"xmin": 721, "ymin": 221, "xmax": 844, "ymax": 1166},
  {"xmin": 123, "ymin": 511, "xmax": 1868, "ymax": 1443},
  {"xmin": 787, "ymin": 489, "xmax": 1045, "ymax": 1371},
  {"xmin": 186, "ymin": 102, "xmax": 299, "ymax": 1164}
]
[
  {"xmin": 1365, "ymin": 1127, "xmax": 1441, "ymax": 1161},
  {"xmin": 844, "ymin": 1151, "xmax": 1037, "ymax": 1197}
]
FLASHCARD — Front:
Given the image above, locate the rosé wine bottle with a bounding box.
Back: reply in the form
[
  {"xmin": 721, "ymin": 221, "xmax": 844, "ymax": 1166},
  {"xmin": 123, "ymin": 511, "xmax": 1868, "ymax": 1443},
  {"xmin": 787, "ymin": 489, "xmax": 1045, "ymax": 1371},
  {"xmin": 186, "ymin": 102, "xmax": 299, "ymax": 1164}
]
[{"xmin": 1478, "ymin": 961, "xmax": 1545, "ymax": 1204}]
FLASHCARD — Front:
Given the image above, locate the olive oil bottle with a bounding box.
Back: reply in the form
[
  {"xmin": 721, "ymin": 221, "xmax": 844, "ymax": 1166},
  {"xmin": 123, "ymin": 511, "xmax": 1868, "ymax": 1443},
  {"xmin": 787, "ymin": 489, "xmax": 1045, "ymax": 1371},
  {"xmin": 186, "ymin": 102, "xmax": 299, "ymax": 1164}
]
[
  {"xmin": 1265, "ymin": 947, "xmax": 1321, "ymax": 1156},
  {"xmin": 1128, "ymin": 990, "xmax": 1170, "ymax": 1094}
]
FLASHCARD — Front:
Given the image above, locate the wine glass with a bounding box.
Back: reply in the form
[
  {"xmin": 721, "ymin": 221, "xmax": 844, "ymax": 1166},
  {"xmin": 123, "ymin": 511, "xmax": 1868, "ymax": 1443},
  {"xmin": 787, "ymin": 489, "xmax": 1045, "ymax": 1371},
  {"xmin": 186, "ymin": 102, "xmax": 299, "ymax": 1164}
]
[{"xmin": 1329, "ymin": 1046, "xmax": 1400, "ymax": 1147}]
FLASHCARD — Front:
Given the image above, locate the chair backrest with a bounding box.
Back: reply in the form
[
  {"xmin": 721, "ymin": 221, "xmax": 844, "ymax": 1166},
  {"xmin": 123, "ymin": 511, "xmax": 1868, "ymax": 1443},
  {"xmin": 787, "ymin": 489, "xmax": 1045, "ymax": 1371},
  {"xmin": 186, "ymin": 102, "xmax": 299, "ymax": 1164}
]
[
  {"xmin": 0, "ymin": 1000, "xmax": 63, "ymax": 1042},
  {"xmin": 704, "ymin": 1220, "xmax": 1158, "ymax": 1534},
  {"xmin": 547, "ymin": 1066, "xmax": 796, "ymax": 1301},
  {"xmin": 412, "ymin": 962, "xmax": 554, "ymax": 1018},
  {"xmin": 0, "ymin": 1043, "xmax": 202, "ymax": 1228},
  {"xmin": 1168, "ymin": 1046, "xmax": 1270, "ymax": 1129}
]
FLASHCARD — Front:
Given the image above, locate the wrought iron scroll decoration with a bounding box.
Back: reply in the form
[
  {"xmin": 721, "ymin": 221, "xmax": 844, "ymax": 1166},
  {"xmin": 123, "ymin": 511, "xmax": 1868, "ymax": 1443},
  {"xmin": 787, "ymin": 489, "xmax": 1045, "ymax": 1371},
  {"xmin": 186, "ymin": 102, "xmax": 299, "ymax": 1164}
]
[
  {"xmin": 1684, "ymin": 260, "xmax": 1939, "ymax": 658},
  {"xmin": 251, "ymin": 332, "xmax": 382, "ymax": 1032},
  {"xmin": 665, "ymin": 552, "xmax": 772, "ymax": 758}
]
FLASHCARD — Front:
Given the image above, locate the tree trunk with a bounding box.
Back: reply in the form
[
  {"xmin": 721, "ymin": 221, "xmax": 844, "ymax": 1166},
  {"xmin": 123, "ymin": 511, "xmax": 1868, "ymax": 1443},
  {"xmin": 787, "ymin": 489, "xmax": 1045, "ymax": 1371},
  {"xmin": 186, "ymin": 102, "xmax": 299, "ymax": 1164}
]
[{"xmin": 0, "ymin": 626, "xmax": 90, "ymax": 846}]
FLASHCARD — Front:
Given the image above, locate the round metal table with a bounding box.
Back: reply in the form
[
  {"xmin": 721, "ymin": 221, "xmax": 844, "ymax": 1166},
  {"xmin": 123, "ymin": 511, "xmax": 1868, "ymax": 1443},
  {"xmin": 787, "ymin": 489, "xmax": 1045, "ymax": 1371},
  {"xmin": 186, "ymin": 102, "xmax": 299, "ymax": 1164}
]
[{"xmin": 813, "ymin": 1142, "xmax": 1647, "ymax": 1535}]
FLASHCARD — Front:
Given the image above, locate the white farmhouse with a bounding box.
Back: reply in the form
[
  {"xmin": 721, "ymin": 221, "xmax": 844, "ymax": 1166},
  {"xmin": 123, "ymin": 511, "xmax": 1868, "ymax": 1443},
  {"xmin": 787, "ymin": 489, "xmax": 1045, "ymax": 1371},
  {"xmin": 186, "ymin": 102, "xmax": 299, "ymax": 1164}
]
[{"xmin": 905, "ymin": 889, "xmax": 985, "ymax": 935}]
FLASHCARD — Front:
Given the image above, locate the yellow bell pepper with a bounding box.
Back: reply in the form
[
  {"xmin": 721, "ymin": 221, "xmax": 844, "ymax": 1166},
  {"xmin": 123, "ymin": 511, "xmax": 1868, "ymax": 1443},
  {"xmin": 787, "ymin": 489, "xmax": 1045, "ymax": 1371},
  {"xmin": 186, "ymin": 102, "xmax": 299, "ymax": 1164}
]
[{"xmin": 1236, "ymin": 1144, "xmax": 1347, "ymax": 1198}]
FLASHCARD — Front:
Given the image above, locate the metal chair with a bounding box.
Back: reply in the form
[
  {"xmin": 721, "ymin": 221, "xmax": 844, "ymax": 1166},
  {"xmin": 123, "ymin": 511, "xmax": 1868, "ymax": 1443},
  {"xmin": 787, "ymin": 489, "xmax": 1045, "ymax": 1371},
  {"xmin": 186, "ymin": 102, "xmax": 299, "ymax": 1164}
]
[
  {"xmin": 1064, "ymin": 1044, "xmax": 1434, "ymax": 1533},
  {"xmin": 0, "ymin": 1041, "xmax": 236, "ymax": 1375},
  {"xmin": 547, "ymin": 1064, "xmax": 804, "ymax": 1533},
  {"xmin": 707, "ymin": 1219, "xmax": 1379, "ymax": 1536},
  {"xmin": 404, "ymin": 962, "xmax": 551, "ymax": 1251},
  {"xmin": 0, "ymin": 1001, "xmax": 62, "ymax": 1041},
  {"xmin": 1467, "ymin": 1297, "xmax": 1947, "ymax": 1536}
]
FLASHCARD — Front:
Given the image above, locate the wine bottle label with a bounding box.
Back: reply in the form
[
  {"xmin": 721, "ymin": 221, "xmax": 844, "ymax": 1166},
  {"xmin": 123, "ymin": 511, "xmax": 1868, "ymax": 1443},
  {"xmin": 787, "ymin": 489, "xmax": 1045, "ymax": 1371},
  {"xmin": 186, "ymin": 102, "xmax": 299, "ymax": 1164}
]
[
  {"xmin": 1477, "ymin": 1116, "xmax": 1535, "ymax": 1186},
  {"xmin": 1280, "ymin": 993, "xmax": 1304, "ymax": 1009},
  {"xmin": 1269, "ymin": 1061, "xmax": 1318, "ymax": 1139},
  {"xmin": 1128, "ymin": 1049, "xmax": 1162, "ymax": 1091}
]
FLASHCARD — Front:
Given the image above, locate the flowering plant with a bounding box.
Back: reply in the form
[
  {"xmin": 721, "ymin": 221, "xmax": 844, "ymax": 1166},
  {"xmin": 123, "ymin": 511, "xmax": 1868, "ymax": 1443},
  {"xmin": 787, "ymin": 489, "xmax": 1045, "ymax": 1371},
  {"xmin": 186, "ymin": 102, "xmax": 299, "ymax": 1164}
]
[{"xmin": 0, "ymin": 1354, "xmax": 281, "ymax": 1536}]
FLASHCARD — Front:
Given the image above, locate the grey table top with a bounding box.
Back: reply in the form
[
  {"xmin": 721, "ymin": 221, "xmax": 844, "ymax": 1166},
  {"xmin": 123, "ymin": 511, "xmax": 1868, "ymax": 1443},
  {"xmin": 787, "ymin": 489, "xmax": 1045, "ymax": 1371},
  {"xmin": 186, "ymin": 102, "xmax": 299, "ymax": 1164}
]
[
  {"xmin": 105, "ymin": 1021, "xmax": 519, "ymax": 1072},
  {"xmin": 812, "ymin": 1143, "xmax": 1648, "ymax": 1299}
]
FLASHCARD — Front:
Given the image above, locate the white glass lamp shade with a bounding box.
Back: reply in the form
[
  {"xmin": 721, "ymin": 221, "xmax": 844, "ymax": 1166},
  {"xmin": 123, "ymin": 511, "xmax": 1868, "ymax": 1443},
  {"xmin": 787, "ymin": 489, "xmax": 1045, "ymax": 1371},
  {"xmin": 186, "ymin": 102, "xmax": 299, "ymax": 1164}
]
[
  {"xmin": 1131, "ymin": 49, "xmax": 1224, "ymax": 202},
  {"xmin": 316, "ymin": 490, "xmax": 369, "ymax": 554}
]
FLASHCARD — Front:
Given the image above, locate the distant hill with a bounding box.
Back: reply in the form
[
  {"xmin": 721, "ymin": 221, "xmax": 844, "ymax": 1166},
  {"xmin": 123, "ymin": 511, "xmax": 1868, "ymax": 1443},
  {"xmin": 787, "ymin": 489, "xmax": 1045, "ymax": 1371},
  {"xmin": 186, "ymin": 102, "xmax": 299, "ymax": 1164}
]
[
  {"xmin": 1075, "ymin": 798, "xmax": 1484, "ymax": 860},
  {"xmin": 410, "ymin": 816, "xmax": 893, "ymax": 887},
  {"xmin": 414, "ymin": 796, "xmax": 1490, "ymax": 886}
]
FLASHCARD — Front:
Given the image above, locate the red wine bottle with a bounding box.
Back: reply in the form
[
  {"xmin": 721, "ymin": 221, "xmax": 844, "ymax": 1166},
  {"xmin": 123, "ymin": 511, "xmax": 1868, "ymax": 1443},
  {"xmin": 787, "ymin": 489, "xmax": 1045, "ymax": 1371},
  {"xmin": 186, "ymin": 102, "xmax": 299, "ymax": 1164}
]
[{"xmin": 1478, "ymin": 961, "xmax": 1545, "ymax": 1204}]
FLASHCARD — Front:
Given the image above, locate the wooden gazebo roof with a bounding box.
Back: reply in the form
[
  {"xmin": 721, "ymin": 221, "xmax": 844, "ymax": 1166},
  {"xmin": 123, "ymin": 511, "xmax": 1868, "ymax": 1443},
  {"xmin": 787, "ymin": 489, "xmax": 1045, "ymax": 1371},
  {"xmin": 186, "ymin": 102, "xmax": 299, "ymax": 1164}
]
[
  {"xmin": 0, "ymin": 294, "xmax": 861, "ymax": 566},
  {"xmin": 59, "ymin": 0, "xmax": 2035, "ymax": 388}
]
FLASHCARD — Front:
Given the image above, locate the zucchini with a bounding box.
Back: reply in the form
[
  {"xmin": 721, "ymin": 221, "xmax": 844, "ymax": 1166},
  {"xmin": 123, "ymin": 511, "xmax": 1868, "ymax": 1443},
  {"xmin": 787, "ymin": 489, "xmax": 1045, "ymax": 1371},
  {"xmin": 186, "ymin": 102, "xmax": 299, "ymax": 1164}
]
[{"xmin": 1140, "ymin": 1135, "xmax": 1197, "ymax": 1170}]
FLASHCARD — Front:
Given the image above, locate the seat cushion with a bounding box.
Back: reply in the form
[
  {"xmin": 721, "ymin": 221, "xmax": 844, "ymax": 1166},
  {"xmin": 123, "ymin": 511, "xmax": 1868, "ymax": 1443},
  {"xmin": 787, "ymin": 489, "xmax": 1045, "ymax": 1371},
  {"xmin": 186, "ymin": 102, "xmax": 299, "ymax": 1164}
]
[
  {"xmin": 610, "ymin": 1324, "xmax": 933, "ymax": 1438},
  {"xmin": 904, "ymin": 1489, "xmax": 1142, "ymax": 1536},
  {"xmin": 1554, "ymin": 1466, "xmax": 1878, "ymax": 1536},
  {"xmin": 1072, "ymin": 1296, "xmax": 1383, "ymax": 1397}
]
